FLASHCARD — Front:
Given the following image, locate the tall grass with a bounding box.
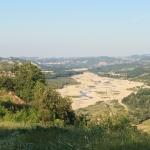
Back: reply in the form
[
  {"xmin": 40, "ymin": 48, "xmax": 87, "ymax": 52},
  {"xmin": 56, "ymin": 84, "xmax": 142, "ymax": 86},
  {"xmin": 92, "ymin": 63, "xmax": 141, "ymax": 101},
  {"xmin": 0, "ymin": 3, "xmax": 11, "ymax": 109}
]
[{"xmin": 0, "ymin": 122, "xmax": 150, "ymax": 150}]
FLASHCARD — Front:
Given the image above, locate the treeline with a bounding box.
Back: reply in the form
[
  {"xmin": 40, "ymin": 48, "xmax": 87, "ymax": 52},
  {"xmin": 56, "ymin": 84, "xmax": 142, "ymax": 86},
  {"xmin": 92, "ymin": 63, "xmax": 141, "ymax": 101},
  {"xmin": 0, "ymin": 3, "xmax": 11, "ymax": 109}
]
[
  {"xmin": 43, "ymin": 67, "xmax": 83, "ymax": 89},
  {"xmin": 89, "ymin": 62, "xmax": 141, "ymax": 73},
  {"xmin": 45, "ymin": 70, "xmax": 83, "ymax": 79},
  {"xmin": 122, "ymin": 88, "xmax": 150, "ymax": 124},
  {"xmin": 127, "ymin": 67, "xmax": 146, "ymax": 78},
  {"xmin": 129, "ymin": 68, "xmax": 150, "ymax": 86},
  {"xmin": 43, "ymin": 68, "xmax": 82, "ymax": 89},
  {"xmin": 28, "ymin": 56, "xmax": 126, "ymax": 69},
  {"xmin": 0, "ymin": 61, "xmax": 132, "ymax": 128},
  {"xmin": 89, "ymin": 62, "xmax": 150, "ymax": 85},
  {"xmin": 47, "ymin": 78, "xmax": 79, "ymax": 89},
  {"xmin": 0, "ymin": 62, "xmax": 75, "ymax": 124}
]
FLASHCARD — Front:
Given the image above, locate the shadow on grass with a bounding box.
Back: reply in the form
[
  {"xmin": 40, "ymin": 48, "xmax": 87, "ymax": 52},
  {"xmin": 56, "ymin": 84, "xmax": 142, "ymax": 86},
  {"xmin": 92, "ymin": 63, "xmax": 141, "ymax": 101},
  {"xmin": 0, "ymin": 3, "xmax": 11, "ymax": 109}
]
[{"xmin": 0, "ymin": 125, "xmax": 150, "ymax": 150}]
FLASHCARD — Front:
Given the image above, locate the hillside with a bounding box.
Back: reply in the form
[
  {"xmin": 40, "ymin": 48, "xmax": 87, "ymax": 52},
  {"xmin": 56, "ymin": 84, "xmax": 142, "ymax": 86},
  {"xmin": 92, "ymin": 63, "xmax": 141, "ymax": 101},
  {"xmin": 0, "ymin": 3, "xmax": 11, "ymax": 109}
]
[
  {"xmin": 0, "ymin": 57, "xmax": 39, "ymax": 69},
  {"xmin": 1, "ymin": 60, "xmax": 150, "ymax": 149},
  {"xmin": 0, "ymin": 89, "xmax": 25, "ymax": 105},
  {"xmin": 122, "ymin": 88, "xmax": 150, "ymax": 124},
  {"xmin": 19, "ymin": 54, "xmax": 150, "ymax": 69}
]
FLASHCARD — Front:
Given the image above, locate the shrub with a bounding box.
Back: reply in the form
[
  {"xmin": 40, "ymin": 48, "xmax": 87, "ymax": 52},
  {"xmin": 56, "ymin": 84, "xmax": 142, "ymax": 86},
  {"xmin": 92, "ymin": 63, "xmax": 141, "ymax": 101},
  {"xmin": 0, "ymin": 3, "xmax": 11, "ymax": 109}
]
[{"xmin": 87, "ymin": 111, "xmax": 130, "ymax": 130}]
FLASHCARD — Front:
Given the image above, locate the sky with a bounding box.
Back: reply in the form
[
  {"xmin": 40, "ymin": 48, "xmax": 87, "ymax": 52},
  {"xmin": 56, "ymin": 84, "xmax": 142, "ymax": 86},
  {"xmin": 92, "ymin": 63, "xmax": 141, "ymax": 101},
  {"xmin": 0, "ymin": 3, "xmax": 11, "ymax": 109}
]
[{"xmin": 0, "ymin": 0, "xmax": 150, "ymax": 58}]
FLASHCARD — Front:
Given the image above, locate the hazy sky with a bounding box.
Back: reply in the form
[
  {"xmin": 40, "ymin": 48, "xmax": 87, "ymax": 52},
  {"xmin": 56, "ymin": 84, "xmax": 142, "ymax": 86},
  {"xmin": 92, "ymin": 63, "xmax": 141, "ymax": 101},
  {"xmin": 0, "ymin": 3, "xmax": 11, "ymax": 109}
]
[{"xmin": 1, "ymin": 0, "xmax": 150, "ymax": 57}]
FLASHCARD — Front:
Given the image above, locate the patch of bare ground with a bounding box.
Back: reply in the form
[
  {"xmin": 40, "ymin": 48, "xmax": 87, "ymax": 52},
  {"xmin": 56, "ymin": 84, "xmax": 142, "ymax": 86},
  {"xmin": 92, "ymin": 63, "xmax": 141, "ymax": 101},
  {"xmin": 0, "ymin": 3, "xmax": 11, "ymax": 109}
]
[
  {"xmin": 0, "ymin": 90, "xmax": 26, "ymax": 105},
  {"xmin": 137, "ymin": 125, "xmax": 150, "ymax": 133},
  {"xmin": 136, "ymin": 119, "xmax": 150, "ymax": 133},
  {"xmin": 118, "ymin": 98, "xmax": 128, "ymax": 111},
  {"xmin": 58, "ymin": 72, "xmax": 144, "ymax": 110}
]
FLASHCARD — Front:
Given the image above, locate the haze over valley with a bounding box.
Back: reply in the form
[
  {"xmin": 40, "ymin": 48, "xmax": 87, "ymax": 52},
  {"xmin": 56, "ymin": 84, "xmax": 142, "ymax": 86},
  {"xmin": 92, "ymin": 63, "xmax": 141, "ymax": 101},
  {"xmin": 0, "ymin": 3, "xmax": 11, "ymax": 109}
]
[{"xmin": 1, "ymin": 1, "xmax": 150, "ymax": 149}]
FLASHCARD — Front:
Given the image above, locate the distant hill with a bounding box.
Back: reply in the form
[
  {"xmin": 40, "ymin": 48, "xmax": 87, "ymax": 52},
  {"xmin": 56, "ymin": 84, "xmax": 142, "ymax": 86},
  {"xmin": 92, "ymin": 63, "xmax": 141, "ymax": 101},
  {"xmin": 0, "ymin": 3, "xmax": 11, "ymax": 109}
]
[
  {"xmin": 0, "ymin": 57, "xmax": 39, "ymax": 67},
  {"xmin": 1, "ymin": 54, "xmax": 150, "ymax": 71},
  {"xmin": 0, "ymin": 57, "xmax": 25, "ymax": 65},
  {"xmin": 18, "ymin": 54, "xmax": 150, "ymax": 70},
  {"xmin": 18, "ymin": 56, "xmax": 131, "ymax": 69}
]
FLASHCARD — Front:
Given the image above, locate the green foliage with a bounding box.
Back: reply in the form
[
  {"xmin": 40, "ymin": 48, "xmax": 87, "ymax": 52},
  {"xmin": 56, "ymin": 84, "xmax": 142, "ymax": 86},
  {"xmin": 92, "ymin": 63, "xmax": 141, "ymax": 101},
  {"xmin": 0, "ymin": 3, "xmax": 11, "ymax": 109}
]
[
  {"xmin": 89, "ymin": 62, "xmax": 140, "ymax": 73},
  {"xmin": 0, "ymin": 76, "xmax": 14, "ymax": 91},
  {"xmin": 87, "ymin": 111, "xmax": 130, "ymax": 130},
  {"xmin": 0, "ymin": 62, "xmax": 46, "ymax": 103},
  {"xmin": 53, "ymin": 119, "xmax": 64, "ymax": 127},
  {"xmin": 89, "ymin": 61, "xmax": 150, "ymax": 86},
  {"xmin": 14, "ymin": 108, "xmax": 28, "ymax": 122},
  {"xmin": 1, "ymin": 123, "xmax": 150, "ymax": 150},
  {"xmin": 122, "ymin": 88, "xmax": 150, "ymax": 124},
  {"xmin": 127, "ymin": 67, "xmax": 146, "ymax": 78},
  {"xmin": 12, "ymin": 62, "xmax": 46, "ymax": 102},
  {"xmin": 32, "ymin": 83, "xmax": 75, "ymax": 124},
  {"xmin": 13, "ymin": 108, "xmax": 39, "ymax": 123},
  {"xmin": 0, "ymin": 105, "xmax": 7, "ymax": 118},
  {"xmin": 0, "ymin": 98, "xmax": 14, "ymax": 108},
  {"xmin": 0, "ymin": 61, "xmax": 76, "ymax": 125},
  {"xmin": 47, "ymin": 77, "xmax": 80, "ymax": 89},
  {"xmin": 45, "ymin": 70, "xmax": 83, "ymax": 79},
  {"xmin": 0, "ymin": 93, "xmax": 39, "ymax": 123},
  {"xmin": 76, "ymin": 100, "xmax": 125, "ymax": 116},
  {"xmin": 0, "ymin": 104, "xmax": 39, "ymax": 123}
]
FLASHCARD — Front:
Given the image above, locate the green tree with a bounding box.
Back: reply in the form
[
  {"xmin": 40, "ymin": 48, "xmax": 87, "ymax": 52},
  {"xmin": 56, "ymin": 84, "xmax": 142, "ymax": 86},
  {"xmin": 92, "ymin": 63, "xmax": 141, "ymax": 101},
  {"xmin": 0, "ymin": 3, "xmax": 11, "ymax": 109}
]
[
  {"xmin": 12, "ymin": 62, "xmax": 46, "ymax": 103},
  {"xmin": 0, "ymin": 63, "xmax": 14, "ymax": 91},
  {"xmin": 0, "ymin": 76, "xmax": 14, "ymax": 91},
  {"xmin": 32, "ymin": 83, "xmax": 75, "ymax": 124}
]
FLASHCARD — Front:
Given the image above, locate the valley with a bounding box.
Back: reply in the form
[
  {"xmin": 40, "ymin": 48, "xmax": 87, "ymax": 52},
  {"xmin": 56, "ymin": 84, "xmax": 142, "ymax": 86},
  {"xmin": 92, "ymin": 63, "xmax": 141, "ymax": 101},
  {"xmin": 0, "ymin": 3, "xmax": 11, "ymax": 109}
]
[
  {"xmin": 58, "ymin": 72, "xmax": 145, "ymax": 110},
  {"xmin": 1, "ymin": 56, "xmax": 150, "ymax": 149},
  {"xmin": 2, "ymin": 1, "xmax": 150, "ymax": 148}
]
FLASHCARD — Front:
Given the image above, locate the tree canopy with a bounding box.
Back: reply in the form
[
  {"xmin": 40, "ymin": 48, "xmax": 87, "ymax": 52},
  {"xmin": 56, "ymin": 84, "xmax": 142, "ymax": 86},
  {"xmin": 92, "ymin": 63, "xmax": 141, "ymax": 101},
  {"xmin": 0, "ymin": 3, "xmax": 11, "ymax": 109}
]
[
  {"xmin": 11, "ymin": 62, "xmax": 46, "ymax": 102},
  {"xmin": 33, "ymin": 83, "xmax": 75, "ymax": 123},
  {"xmin": 0, "ymin": 61, "xmax": 75, "ymax": 124}
]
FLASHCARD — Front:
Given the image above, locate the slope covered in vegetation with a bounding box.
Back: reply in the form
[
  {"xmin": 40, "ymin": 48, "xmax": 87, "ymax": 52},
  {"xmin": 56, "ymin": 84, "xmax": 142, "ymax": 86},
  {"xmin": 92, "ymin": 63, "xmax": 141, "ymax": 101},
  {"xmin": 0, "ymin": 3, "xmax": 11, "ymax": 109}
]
[
  {"xmin": 0, "ymin": 62, "xmax": 75, "ymax": 124},
  {"xmin": 122, "ymin": 88, "xmax": 150, "ymax": 124},
  {"xmin": 1, "ymin": 61, "xmax": 150, "ymax": 149}
]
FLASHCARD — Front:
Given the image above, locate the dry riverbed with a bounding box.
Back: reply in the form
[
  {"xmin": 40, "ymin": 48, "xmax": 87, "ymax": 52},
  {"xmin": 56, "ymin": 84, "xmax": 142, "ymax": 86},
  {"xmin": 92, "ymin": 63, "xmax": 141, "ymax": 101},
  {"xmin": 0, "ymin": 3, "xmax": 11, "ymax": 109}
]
[{"xmin": 58, "ymin": 72, "xmax": 144, "ymax": 110}]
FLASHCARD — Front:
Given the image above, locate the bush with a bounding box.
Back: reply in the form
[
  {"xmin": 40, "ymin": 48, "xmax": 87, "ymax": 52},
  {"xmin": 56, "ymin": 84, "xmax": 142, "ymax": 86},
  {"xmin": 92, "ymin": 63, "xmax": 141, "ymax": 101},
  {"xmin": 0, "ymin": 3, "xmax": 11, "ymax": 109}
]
[
  {"xmin": 33, "ymin": 83, "xmax": 75, "ymax": 124},
  {"xmin": 0, "ymin": 105, "xmax": 7, "ymax": 118},
  {"xmin": 87, "ymin": 111, "xmax": 130, "ymax": 130}
]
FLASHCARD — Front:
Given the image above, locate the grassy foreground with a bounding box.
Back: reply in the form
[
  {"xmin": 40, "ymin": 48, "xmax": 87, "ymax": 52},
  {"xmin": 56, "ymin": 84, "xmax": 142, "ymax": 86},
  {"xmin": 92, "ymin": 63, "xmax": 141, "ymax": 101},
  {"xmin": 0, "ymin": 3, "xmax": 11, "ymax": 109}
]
[{"xmin": 0, "ymin": 122, "xmax": 150, "ymax": 150}]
